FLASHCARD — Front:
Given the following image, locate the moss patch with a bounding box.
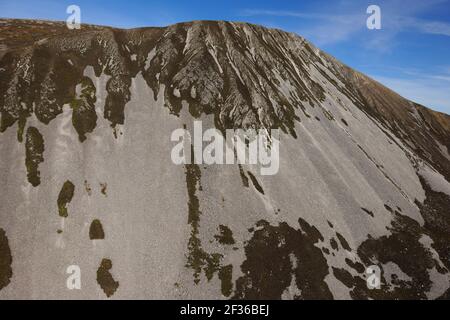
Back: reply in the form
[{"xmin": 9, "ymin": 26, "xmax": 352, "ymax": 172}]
[
  {"xmin": 336, "ymin": 232, "xmax": 351, "ymax": 251},
  {"xmin": 89, "ymin": 219, "xmax": 105, "ymax": 240},
  {"xmin": 247, "ymin": 171, "xmax": 264, "ymax": 195},
  {"xmin": 17, "ymin": 115, "xmax": 26, "ymax": 142},
  {"xmin": 233, "ymin": 218, "xmax": 332, "ymax": 299},
  {"xmin": 184, "ymin": 158, "xmax": 231, "ymax": 289},
  {"xmin": 104, "ymin": 75, "xmax": 131, "ymax": 129},
  {"xmin": 361, "ymin": 207, "xmax": 374, "ymax": 217},
  {"xmin": 330, "ymin": 238, "xmax": 338, "ymax": 250},
  {"xmin": 218, "ymin": 264, "xmax": 233, "ymax": 297},
  {"xmin": 25, "ymin": 126, "xmax": 45, "ymax": 187},
  {"xmin": 345, "ymin": 212, "xmax": 436, "ymax": 299},
  {"xmin": 0, "ymin": 228, "xmax": 13, "ymax": 291},
  {"xmin": 322, "ymin": 108, "xmax": 335, "ymax": 121},
  {"xmin": 214, "ymin": 225, "xmax": 235, "ymax": 245},
  {"xmin": 415, "ymin": 175, "xmax": 450, "ymax": 271},
  {"xmin": 70, "ymin": 76, "xmax": 97, "ymax": 142},
  {"xmin": 185, "ymin": 161, "xmax": 207, "ymax": 283},
  {"xmin": 100, "ymin": 182, "xmax": 107, "ymax": 196},
  {"xmin": 238, "ymin": 165, "xmax": 249, "ymax": 188},
  {"xmin": 57, "ymin": 180, "xmax": 75, "ymax": 218},
  {"xmin": 96, "ymin": 258, "xmax": 119, "ymax": 298}
]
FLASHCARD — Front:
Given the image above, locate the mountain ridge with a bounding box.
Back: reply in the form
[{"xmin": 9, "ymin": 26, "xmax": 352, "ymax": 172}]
[
  {"xmin": 2, "ymin": 18, "xmax": 449, "ymax": 113},
  {"xmin": 1, "ymin": 18, "xmax": 449, "ymax": 179}
]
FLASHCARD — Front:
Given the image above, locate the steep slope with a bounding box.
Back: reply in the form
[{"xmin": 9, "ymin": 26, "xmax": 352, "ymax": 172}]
[{"xmin": 0, "ymin": 18, "xmax": 449, "ymax": 299}]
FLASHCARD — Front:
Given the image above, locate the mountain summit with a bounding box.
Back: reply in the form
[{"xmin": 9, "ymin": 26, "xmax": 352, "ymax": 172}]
[{"xmin": 0, "ymin": 19, "xmax": 449, "ymax": 299}]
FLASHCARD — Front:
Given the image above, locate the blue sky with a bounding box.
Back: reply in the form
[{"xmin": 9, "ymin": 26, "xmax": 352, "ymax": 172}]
[{"xmin": 1, "ymin": 0, "xmax": 449, "ymax": 114}]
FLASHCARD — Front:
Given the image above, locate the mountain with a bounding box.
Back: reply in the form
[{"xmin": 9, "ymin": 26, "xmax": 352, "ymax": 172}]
[{"xmin": 0, "ymin": 18, "xmax": 449, "ymax": 299}]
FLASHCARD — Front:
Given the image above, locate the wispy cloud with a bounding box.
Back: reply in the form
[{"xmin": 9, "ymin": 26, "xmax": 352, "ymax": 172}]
[
  {"xmin": 240, "ymin": 9, "xmax": 319, "ymax": 19},
  {"xmin": 240, "ymin": 9, "xmax": 365, "ymax": 45},
  {"xmin": 240, "ymin": 9, "xmax": 359, "ymax": 22},
  {"xmin": 429, "ymin": 75, "xmax": 450, "ymax": 82},
  {"xmin": 390, "ymin": 16, "xmax": 450, "ymax": 37},
  {"xmin": 373, "ymin": 75, "xmax": 450, "ymax": 114},
  {"xmin": 239, "ymin": 1, "xmax": 450, "ymax": 47},
  {"xmin": 416, "ymin": 20, "xmax": 450, "ymax": 36},
  {"xmin": 390, "ymin": 67, "xmax": 450, "ymax": 83}
]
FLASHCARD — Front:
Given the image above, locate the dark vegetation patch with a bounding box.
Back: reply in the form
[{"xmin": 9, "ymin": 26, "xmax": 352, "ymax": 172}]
[
  {"xmin": 17, "ymin": 116, "xmax": 26, "ymax": 142},
  {"xmin": 298, "ymin": 218, "xmax": 324, "ymax": 242},
  {"xmin": 70, "ymin": 76, "xmax": 97, "ymax": 142},
  {"xmin": 218, "ymin": 264, "xmax": 233, "ymax": 297},
  {"xmin": 322, "ymin": 108, "xmax": 334, "ymax": 121},
  {"xmin": 96, "ymin": 258, "xmax": 119, "ymax": 298},
  {"xmin": 247, "ymin": 171, "xmax": 264, "ymax": 195},
  {"xmin": 100, "ymin": 183, "xmax": 107, "ymax": 196},
  {"xmin": 330, "ymin": 238, "xmax": 338, "ymax": 250},
  {"xmin": 361, "ymin": 207, "xmax": 374, "ymax": 217},
  {"xmin": 415, "ymin": 175, "xmax": 450, "ymax": 271},
  {"xmin": 184, "ymin": 161, "xmax": 204, "ymax": 283},
  {"xmin": 345, "ymin": 258, "xmax": 365, "ymax": 274},
  {"xmin": 332, "ymin": 267, "xmax": 354, "ymax": 288},
  {"xmin": 184, "ymin": 158, "xmax": 231, "ymax": 292},
  {"xmin": 334, "ymin": 178, "xmax": 450, "ymax": 299},
  {"xmin": 104, "ymin": 75, "xmax": 131, "ymax": 130},
  {"xmin": 0, "ymin": 228, "xmax": 13, "ymax": 291},
  {"xmin": 336, "ymin": 232, "xmax": 351, "ymax": 251},
  {"xmin": 238, "ymin": 164, "xmax": 249, "ymax": 188},
  {"xmin": 384, "ymin": 204, "xmax": 393, "ymax": 213},
  {"xmin": 57, "ymin": 180, "xmax": 75, "ymax": 218},
  {"xmin": 25, "ymin": 126, "xmax": 44, "ymax": 186},
  {"xmin": 233, "ymin": 218, "xmax": 332, "ymax": 299},
  {"xmin": 336, "ymin": 212, "xmax": 437, "ymax": 299},
  {"xmin": 214, "ymin": 225, "xmax": 235, "ymax": 245},
  {"xmin": 89, "ymin": 219, "xmax": 105, "ymax": 240}
]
